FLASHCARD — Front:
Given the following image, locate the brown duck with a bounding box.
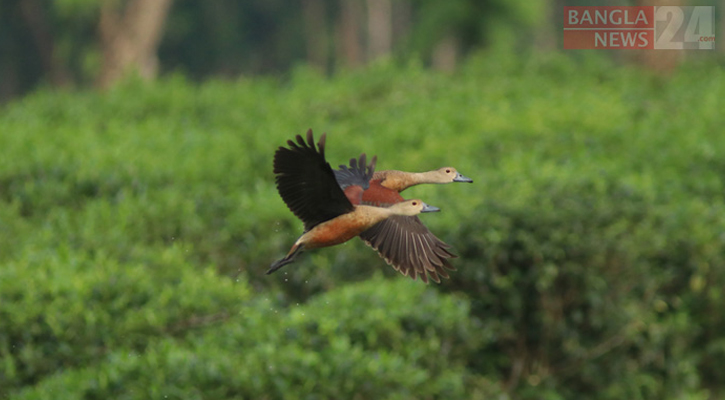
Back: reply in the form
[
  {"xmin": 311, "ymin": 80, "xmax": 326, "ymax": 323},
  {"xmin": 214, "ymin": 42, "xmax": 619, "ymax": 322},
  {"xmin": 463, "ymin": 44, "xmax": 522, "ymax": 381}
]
[
  {"xmin": 335, "ymin": 163, "xmax": 472, "ymax": 283},
  {"xmin": 268, "ymin": 130, "xmax": 440, "ymax": 274}
]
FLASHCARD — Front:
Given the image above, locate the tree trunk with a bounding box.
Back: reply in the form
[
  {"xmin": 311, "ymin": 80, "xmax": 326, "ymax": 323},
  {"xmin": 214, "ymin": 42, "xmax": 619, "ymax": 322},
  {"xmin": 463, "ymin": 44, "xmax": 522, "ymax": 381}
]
[
  {"xmin": 635, "ymin": 0, "xmax": 683, "ymax": 74},
  {"xmin": 338, "ymin": 0, "xmax": 363, "ymax": 68},
  {"xmin": 431, "ymin": 35, "xmax": 458, "ymax": 72},
  {"xmin": 366, "ymin": 0, "xmax": 392, "ymax": 61},
  {"xmin": 301, "ymin": 0, "xmax": 328, "ymax": 72},
  {"xmin": 533, "ymin": 0, "xmax": 559, "ymax": 51},
  {"xmin": 97, "ymin": 0, "xmax": 174, "ymax": 89},
  {"xmin": 391, "ymin": 0, "xmax": 411, "ymax": 45}
]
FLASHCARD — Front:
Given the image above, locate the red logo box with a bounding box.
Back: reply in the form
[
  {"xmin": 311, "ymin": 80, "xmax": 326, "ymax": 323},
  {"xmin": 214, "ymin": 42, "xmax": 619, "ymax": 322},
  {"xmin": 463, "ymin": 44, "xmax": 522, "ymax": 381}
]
[{"xmin": 564, "ymin": 6, "xmax": 655, "ymax": 49}]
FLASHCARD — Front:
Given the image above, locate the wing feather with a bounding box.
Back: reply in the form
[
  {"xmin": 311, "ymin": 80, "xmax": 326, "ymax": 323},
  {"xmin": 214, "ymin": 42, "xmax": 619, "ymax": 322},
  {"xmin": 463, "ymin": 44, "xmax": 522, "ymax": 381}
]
[
  {"xmin": 360, "ymin": 215, "xmax": 456, "ymax": 283},
  {"xmin": 274, "ymin": 129, "xmax": 353, "ymax": 231},
  {"xmin": 334, "ymin": 154, "xmax": 377, "ymax": 191}
]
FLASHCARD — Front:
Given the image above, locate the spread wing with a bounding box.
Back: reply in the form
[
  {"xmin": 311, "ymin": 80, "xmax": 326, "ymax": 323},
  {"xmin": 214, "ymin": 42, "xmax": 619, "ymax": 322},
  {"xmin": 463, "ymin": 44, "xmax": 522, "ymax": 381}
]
[
  {"xmin": 273, "ymin": 129, "xmax": 353, "ymax": 231},
  {"xmin": 334, "ymin": 153, "xmax": 376, "ymax": 191},
  {"xmin": 359, "ymin": 215, "xmax": 457, "ymax": 283}
]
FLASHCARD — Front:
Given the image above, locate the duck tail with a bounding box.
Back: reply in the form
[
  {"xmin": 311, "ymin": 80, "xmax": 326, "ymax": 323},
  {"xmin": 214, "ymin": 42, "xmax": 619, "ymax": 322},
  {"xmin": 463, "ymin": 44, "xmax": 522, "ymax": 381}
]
[{"xmin": 267, "ymin": 243, "xmax": 305, "ymax": 274}]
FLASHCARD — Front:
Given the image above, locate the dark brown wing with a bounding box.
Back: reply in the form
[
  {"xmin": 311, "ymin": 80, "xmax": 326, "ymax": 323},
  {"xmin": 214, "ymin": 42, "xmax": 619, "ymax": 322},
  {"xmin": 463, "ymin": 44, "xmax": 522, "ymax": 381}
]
[
  {"xmin": 359, "ymin": 215, "xmax": 457, "ymax": 283},
  {"xmin": 334, "ymin": 153, "xmax": 377, "ymax": 191},
  {"xmin": 273, "ymin": 129, "xmax": 353, "ymax": 231}
]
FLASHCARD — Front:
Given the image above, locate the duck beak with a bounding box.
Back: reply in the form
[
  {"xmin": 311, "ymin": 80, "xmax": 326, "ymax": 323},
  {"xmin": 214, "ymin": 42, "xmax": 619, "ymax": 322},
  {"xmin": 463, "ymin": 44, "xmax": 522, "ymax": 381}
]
[
  {"xmin": 420, "ymin": 203, "xmax": 440, "ymax": 213},
  {"xmin": 453, "ymin": 172, "xmax": 473, "ymax": 183}
]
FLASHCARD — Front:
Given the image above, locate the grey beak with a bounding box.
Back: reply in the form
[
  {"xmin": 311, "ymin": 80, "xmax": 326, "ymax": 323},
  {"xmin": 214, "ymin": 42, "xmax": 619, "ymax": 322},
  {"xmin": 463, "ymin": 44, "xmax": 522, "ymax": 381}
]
[
  {"xmin": 453, "ymin": 172, "xmax": 473, "ymax": 183},
  {"xmin": 420, "ymin": 202, "xmax": 441, "ymax": 213}
]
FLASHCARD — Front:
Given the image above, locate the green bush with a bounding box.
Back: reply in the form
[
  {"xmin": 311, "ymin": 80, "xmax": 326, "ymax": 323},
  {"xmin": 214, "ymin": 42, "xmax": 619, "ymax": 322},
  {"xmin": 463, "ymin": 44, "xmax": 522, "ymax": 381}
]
[
  {"xmin": 0, "ymin": 50, "xmax": 723, "ymax": 399},
  {"xmin": 0, "ymin": 244, "xmax": 243, "ymax": 394},
  {"xmin": 8, "ymin": 277, "xmax": 495, "ymax": 400}
]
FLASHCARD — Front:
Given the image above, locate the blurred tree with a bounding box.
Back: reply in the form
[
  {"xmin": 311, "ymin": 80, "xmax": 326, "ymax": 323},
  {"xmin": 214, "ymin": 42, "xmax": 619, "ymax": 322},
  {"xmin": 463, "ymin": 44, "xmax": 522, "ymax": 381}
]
[
  {"xmin": 366, "ymin": 0, "xmax": 392, "ymax": 61},
  {"xmin": 533, "ymin": 0, "xmax": 561, "ymax": 51},
  {"xmin": 405, "ymin": 0, "xmax": 545, "ymax": 70},
  {"xmin": 19, "ymin": 0, "xmax": 72, "ymax": 87},
  {"xmin": 161, "ymin": 0, "xmax": 308, "ymax": 76},
  {"xmin": 432, "ymin": 35, "xmax": 458, "ymax": 72},
  {"xmin": 635, "ymin": 0, "xmax": 684, "ymax": 74},
  {"xmin": 720, "ymin": 0, "xmax": 725, "ymax": 54},
  {"xmin": 337, "ymin": 0, "xmax": 364, "ymax": 67},
  {"xmin": 391, "ymin": 0, "xmax": 412, "ymax": 48},
  {"xmin": 5, "ymin": 0, "xmax": 688, "ymax": 102},
  {"xmin": 0, "ymin": 1, "xmax": 24, "ymax": 101},
  {"xmin": 302, "ymin": 0, "xmax": 330, "ymax": 71},
  {"xmin": 97, "ymin": 0, "xmax": 174, "ymax": 88}
]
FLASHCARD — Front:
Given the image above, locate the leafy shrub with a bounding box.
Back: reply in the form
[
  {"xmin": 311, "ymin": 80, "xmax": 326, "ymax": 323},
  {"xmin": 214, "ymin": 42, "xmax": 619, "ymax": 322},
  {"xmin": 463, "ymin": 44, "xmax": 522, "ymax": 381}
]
[
  {"xmin": 1, "ymin": 50, "xmax": 723, "ymax": 399},
  {"xmin": 8, "ymin": 278, "xmax": 497, "ymax": 400},
  {"xmin": 0, "ymin": 244, "xmax": 243, "ymax": 394}
]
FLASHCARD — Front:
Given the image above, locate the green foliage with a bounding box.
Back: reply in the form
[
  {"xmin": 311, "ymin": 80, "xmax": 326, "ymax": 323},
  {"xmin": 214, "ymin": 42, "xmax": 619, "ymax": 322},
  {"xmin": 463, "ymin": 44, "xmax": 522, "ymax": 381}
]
[
  {"xmin": 0, "ymin": 243, "xmax": 243, "ymax": 393},
  {"xmin": 408, "ymin": 0, "xmax": 546, "ymax": 55},
  {"xmin": 1, "ymin": 0, "xmax": 548, "ymax": 99},
  {"xmin": 1, "ymin": 51, "xmax": 724, "ymax": 398},
  {"xmin": 6, "ymin": 276, "xmax": 494, "ymax": 400}
]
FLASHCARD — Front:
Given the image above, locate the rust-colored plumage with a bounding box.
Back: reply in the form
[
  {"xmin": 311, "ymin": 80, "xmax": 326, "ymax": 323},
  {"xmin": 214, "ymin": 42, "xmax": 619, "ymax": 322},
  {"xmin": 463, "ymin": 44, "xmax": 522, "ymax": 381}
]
[
  {"xmin": 336, "ymin": 165, "xmax": 472, "ymax": 283},
  {"xmin": 269, "ymin": 130, "xmax": 439, "ymax": 274},
  {"xmin": 372, "ymin": 167, "xmax": 473, "ymax": 192}
]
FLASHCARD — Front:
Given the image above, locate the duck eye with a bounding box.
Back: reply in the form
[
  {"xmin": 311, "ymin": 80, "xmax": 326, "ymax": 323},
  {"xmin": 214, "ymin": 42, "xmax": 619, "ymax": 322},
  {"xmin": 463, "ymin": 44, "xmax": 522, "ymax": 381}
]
[
  {"xmin": 412, "ymin": 201, "xmax": 418, "ymax": 206},
  {"xmin": 446, "ymin": 169, "xmax": 451, "ymax": 173}
]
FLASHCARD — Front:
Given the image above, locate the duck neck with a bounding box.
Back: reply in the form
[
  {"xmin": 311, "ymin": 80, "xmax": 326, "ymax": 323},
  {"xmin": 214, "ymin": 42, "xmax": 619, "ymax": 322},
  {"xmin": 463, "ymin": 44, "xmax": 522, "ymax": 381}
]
[
  {"xmin": 380, "ymin": 170, "xmax": 433, "ymax": 192},
  {"xmin": 411, "ymin": 171, "xmax": 445, "ymax": 185},
  {"xmin": 356, "ymin": 205, "xmax": 397, "ymax": 226}
]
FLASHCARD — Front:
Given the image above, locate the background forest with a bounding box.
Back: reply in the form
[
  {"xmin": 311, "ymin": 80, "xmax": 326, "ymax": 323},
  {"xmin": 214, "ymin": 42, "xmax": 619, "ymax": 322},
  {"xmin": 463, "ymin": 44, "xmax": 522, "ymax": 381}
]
[{"xmin": 1, "ymin": 0, "xmax": 725, "ymax": 399}]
